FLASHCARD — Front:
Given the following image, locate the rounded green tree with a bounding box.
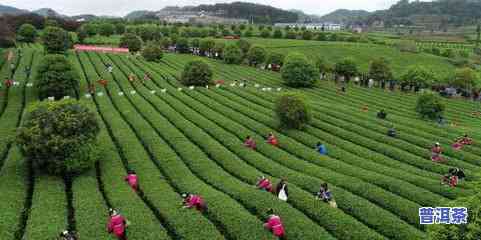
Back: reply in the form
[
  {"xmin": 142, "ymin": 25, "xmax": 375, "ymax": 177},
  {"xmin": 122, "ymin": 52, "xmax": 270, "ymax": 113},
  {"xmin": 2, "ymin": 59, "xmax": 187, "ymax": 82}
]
[
  {"xmin": 142, "ymin": 43, "xmax": 163, "ymax": 62},
  {"xmin": 275, "ymin": 93, "xmax": 311, "ymax": 129},
  {"xmin": 334, "ymin": 58, "xmax": 358, "ymax": 81},
  {"xmin": 16, "ymin": 100, "xmax": 100, "ymax": 176},
  {"xmin": 42, "ymin": 26, "xmax": 71, "ymax": 53},
  {"xmin": 416, "ymin": 91, "xmax": 445, "ymax": 120},
  {"xmin": 315, "ymin": 57, "xmax": 332, "ymax": 77},
  {"xmin": 17, "ymin": 23, "xmax": 37, "ymax": 43},
  {"xmin": 266, "ymin": 52, "xmax": 285, "ymax": 66},
  {"xmin": 400, "ymin": 66, "xmax": 436, "ymax": 90},
  {"xmin": 246, "ymin": 45, "xmax": 267, "ymax": 66},
  {"xmin": 176, "ymin": 37, "xmax": 190, "ymax": 53},
  {"xmin": 369, "ymin": 57, "xmax": 393, "ymax": 83},
  {"xmin": 180, "ymin": 60, "xmax": 213, "ymax": 86},
  {"xmin": 37, "ymin": 54, "xmax": 79, "ymax": 100},
  {"xmin": 119, "ymin": 33, "xmax": 142, "ymax": 52},
  {"xmin": 223, "ymin": 44, "xmax": 243, "ymax": 64},
  {"xmin": 236, "ymin": 39, "xmax": 251, "ymax": 56},
  {"xmin": 98, "ymin": 23, "xmax": 115, "ymax": 36},
  {"xmin": 281, "ymin": 52, "xmax": 319, "ymax": 87},
  {"xmin": 451, "ymin": 67, "xmax": 479, "ymax": 92},
  {"xmin": 273, "ymin": 29, "xmax": 283, "ymax": 38}
]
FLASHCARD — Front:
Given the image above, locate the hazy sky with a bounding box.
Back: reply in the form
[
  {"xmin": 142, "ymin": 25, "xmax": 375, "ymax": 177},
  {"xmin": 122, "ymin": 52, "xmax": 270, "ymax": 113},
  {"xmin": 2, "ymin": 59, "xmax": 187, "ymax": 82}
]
[{"xmin": 1, "ymin": 0, "xmax": 399, "ymax": 17}]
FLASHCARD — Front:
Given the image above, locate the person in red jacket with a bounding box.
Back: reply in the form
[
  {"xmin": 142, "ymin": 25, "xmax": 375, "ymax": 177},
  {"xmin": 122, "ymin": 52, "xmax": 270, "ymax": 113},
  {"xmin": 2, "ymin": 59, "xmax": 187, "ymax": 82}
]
[
  {"xmin": 107, "ymin": 208, "xmax": 128, "ymax": 240},
  {"xmin": 124, "ymin": 170, "xmax": 138, "ymax": 192},
  {"xmin": 266, "ymin": 133, "xmax": 278, "ymax": 147},
  {"xmin": 460, "ymin": 134, "xmax": 473, "ymax": 145},
  {"xmin": 182, "ymin": 193, "xmax": 207, "ymax": 212},
  {"xmin": 264, "ymin": 209, "xmax": 286, "ymax": 239},
  {"xmin": 97, "ymin": 79, "xmax": 108, "ymax": 87},
  {"xmin": 431, "ymin": 142, "xmax": 443, "ymax": 162},
  {"xmin": 256, "ymin": 176, "xmax": 273, "ymax": 192},
  {"xmin": 452, "ymin": 138, "xmax": 463, "ymax": 151},
  {"xmin": 4, "ymin": 78, "xmax": 13, "ymax": 88},
  {"xmin": 244, "ymin": 136, "xmax": 256, "ymax": 150}
]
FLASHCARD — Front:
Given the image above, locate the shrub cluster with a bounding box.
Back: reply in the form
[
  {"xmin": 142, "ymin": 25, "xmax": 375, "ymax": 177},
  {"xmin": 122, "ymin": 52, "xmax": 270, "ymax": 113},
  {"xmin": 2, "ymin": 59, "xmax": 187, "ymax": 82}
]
[{"xmin": 16, "ymin": 100, "xmax": 100, "ymax": 175}]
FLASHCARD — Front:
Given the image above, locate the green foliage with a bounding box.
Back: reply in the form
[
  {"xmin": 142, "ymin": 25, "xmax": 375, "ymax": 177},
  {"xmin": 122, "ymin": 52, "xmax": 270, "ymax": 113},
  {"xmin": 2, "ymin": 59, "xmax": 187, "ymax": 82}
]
[
  {"xmin": 180, "ymin": 60, "xmax": 213, "ymax": 86},
  {"xmin": 160, "ymin": 37, "xmax": 172, "ymax": 49},
  {"xmin": 222, "ymin": 29, "xmax": 231, "ymax": 36},
  {"xmin": 44, "ymin": 19, "xmax": 59, "ymax": 28},
  {"xmin": 142, "ymin": 43, "xmax": 163, "ymax": 62},
  {"xmin": 98, "ymin": 23, "xmax": 115, "ymax": 37},
  {"xmin": 260, "ymin": 29, "xmax": 271, "ymax": 38},
  {"xmin": 138, "ymin": 24, "xmax": 161, "ymax": 41},
  {"xmin": 428, "ymin": 193, "xmax": 481, "ymax": 240},
  {"xmin": 36, "ymin": 54, "xmax": 79, "ymax": 100},
  {"xmin": 281, "ymin": 52, "xmax": 319, "ymax": 87},
  {"xmin": 275, "ymin": 93, "xmax": 311, "ymax": 129},
  {"xmin": 16, "ymin": 100, "xmax": 100, "ymax": 176},
  {"xmin": 441, "ymin": 48, "xmax": 455, "ymax": 58},
  {"xmin": 451, "ymin": 67, "xmax": 479, "ymax": 90},
  {"xmin": 334, "ymin": 58, "xmax": 358, "ymax": 80},
  {"xmin": 17, "ymin": 23, "xmax": 37, "ymax": 43},
  {"xmin": 236, "ymin": 39, "xmax": 251, "ymax": 56},
  {"xmin": 42, "ymin": 26, "xmax": 71, "ymax": 53},
  {"xmin": 176, "ymin": 37, "xmax": 190, "ymax": 53},
  {"xmin": 369, "ymin": 57, "xmax": 393, "ymax": 82},
  {"xmin": 266, "ymin": 52, "xmax": 285, "ymax": 66},
  {"xmin": 244, "ymin": 30, "xmax": 253, "ymax": 37},
  {"xmin": 222, "ymin": 44, "xmax": 243, "ymax": 64},
  {"xmin": 246, "ymin": 45, "xmax": 267, "ymax": 66},
  {"xmin": 115, "ymin": 23, "xmax": 126, "ymax": 35},
  {"xmin": 191, "ymin": 38, "xmax": 200, "ymax": 48},
  {"xmin": 273, "ymin": 28, "xmax": 283, "ymax": 38},
  {"xmin": 316, "ymin": 57, "xmax": 332, "ymax": 75},
  {"xmin": 302, "ymin": 31, "xmax": 313, "ymax": 40},
  {"xmin": 200, "ymin": 38, "xmax": 215, "ymax": 54},
  {"xmin": 317, "ymin": 32, "xmax": 328, "ymax": 41},
  {"xmin": 213, "ymin": 42, "xmax": 225, "ymax": 56},
  {"xmin": 401, "ymin": 66, "xmax": 436, "ymax": 88},
  {"xmin": 119, "ymin": 33, "xmax": 142, "ymax": 52},
  {"xmin": 83, "ymin": 24, "xmax": 98, "ymax": 36},
  {"xmin": 77, "ymin": 27, "xmax": 88, "ymax": 44},
  {"xmin": 286, "ymin": 30, "xmax": 297, "ymax": 39},
  {"xmin": 396, "ymin": 40, "xmax": 418, "ymax": 53},
  {"xmin": 416, "ymin": 91, "xmax": 445, "ymax": 120}
]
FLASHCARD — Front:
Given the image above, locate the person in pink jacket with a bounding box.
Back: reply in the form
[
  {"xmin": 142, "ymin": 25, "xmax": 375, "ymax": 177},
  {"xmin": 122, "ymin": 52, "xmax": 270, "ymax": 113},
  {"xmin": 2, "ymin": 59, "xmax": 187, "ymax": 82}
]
[
  {"xmin": 107, "ymin": 208, "xmax": 128, "ymax": 240},
  {"xmin": 124, "ymin": 170, "xmax": 138, "ymax": 191},
  {"xmin": 244, "ymin": 136, "xmax": 256, "ymax": 150},
  {"xmin": 264, "ymin": 209, "xmax": 286, "ymax": 239},
  {"xmin": 256, "ymin": 176, "xmax": 273, "ymax": 192},
  {"xmin": 182, "ymin": 193, "xmax": 207, "ymax": 212}
]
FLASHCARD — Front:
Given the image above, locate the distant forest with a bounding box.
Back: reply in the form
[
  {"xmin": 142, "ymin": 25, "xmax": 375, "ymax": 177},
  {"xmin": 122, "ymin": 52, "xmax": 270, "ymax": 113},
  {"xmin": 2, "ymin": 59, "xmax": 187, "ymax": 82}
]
[
  {"xmin": 364, "ymin": 0, "xmax": 481, "ymax": 28},
  {"xmin": 180, "ymin": 2, "xmax": 299, "ymax": 24}
]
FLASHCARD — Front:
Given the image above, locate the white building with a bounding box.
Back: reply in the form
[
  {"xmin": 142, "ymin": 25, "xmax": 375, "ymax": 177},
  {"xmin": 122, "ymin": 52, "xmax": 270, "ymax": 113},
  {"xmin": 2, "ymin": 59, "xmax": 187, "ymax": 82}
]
[{"xmin": 274, "ymin": 23, "xmax": 342, "ymax": 31}]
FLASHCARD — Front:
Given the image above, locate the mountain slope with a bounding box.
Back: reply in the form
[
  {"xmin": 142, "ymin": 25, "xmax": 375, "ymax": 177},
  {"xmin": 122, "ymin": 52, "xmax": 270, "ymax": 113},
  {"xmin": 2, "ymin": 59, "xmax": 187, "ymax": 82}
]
[
  {"xmin": 32, "ymin": 8, "xmax": 64, "ymax": 17},
  {"xmin": 0, "ymin": 4, "xmax": 28, "ymax": 15},
  {"xmin": 319, "ymin": 9, "xmax": 371, "ymax": 24},
  {"xmin": 365, "ymin": 0, "xmax": 481, "ymax": 27}
]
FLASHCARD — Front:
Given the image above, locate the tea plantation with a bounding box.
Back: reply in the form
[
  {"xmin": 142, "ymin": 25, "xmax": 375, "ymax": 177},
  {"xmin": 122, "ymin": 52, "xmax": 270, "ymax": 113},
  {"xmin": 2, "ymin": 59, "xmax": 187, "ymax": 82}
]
[{"xmin": 0, "ymin": 44, "xmax": 479, "ymax": 240}]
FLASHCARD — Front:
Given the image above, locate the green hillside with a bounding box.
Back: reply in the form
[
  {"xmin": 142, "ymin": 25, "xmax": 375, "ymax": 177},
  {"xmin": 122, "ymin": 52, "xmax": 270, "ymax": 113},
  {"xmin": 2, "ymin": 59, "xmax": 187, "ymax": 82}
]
[{"xmin": 0, "ymin": 42, "xmax": 479, "ymax": 239}]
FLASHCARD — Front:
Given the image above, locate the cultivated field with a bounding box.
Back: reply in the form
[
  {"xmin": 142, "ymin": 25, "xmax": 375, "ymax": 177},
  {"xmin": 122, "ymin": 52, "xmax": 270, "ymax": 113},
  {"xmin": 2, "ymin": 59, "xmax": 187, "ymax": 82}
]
[{"xmin": 0, "ymin": 44, "xmax": 480, "ymax": 240}]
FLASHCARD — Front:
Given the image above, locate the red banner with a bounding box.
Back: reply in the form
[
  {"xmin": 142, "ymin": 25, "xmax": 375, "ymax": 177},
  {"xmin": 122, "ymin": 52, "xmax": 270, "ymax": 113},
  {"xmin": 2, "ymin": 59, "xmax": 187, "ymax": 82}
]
[{"xmin": 74, "ymin": 45, "xmax": 129, "ymax": 53}]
